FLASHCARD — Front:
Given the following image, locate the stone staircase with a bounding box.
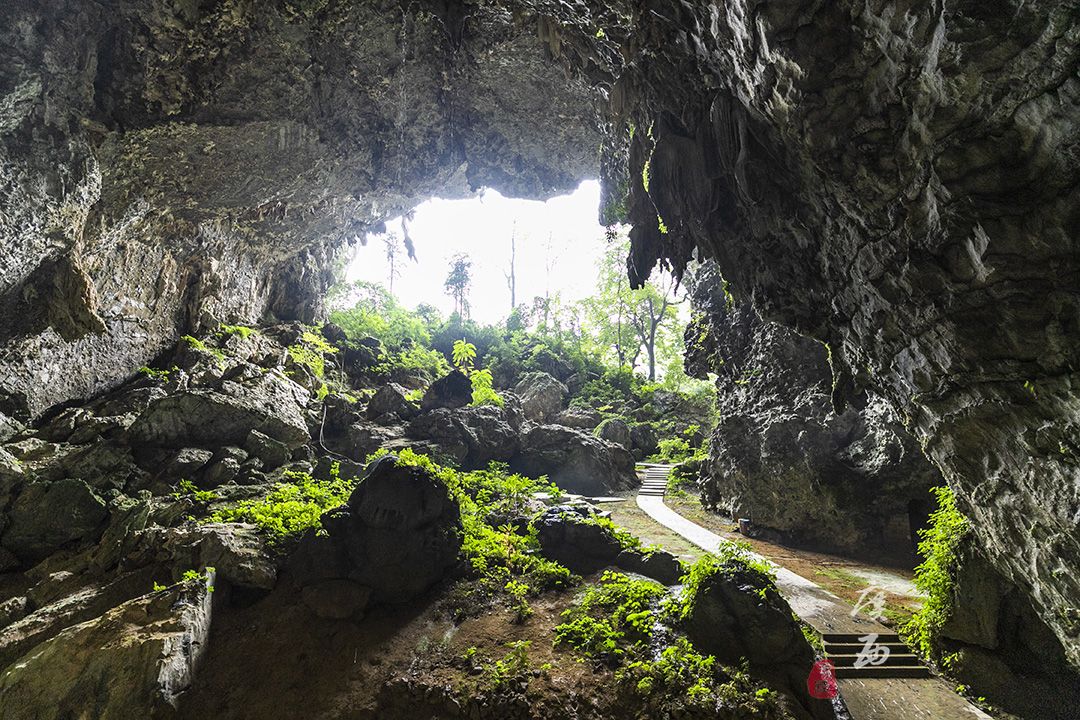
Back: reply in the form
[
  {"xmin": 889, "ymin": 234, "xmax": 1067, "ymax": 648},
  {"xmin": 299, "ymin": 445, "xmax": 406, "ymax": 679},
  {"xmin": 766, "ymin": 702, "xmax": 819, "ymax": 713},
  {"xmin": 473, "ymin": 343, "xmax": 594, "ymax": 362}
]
[
  {"xmin": 638, "ymin": 465, "xmax": 669, "ymax": 496},
  {"xmin": 822, "ymin": 633, "xmax": 931, "ymax": 679}
]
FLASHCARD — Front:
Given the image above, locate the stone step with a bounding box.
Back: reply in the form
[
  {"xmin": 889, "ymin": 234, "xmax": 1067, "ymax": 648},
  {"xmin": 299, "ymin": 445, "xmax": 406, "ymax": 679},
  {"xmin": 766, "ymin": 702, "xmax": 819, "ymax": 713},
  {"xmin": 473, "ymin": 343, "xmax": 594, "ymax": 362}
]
[
  {"xmin": 835, "ymin": 665, "xmax": 932, "ymax": 679},
  {"xmin": 828, "ymin": 653, "xmax": 921, "ymax": 668},
  {"xmin": 823, "ymin": 632, "xmax": 902, "ymax": 644},
  {"xmin": 825, "ymin": 642, "xmax": 911, "ymax": 654}
]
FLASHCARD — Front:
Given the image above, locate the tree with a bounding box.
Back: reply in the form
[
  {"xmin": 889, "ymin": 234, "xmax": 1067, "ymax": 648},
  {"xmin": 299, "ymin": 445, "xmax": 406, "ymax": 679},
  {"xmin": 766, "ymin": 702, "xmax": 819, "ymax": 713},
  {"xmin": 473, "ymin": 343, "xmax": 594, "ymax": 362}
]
[
  {"xmin": 444, "ymin": 253, "xmax": 472, "ymax": 318},
  {"xmin": 627, "ymin": 270, "xmax": 681, "ymax": 381},
  {"xmin": 383, "ymin": 232, "xmax": 403, "ymax": 294},
  {"xmin": 585, "ymin": 233, "xmax": 683, "ymax": 380},
  {"xmin": 505, "ymin": 222, "xmax": 517, "ymax": 313}
]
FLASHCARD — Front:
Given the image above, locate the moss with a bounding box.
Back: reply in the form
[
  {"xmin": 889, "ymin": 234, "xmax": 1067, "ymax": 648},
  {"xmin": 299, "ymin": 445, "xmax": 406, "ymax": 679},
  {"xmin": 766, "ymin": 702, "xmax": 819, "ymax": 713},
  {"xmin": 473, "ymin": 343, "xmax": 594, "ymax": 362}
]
[
  {"xmin": 218, "ymin": 323, "xmax": 257, "ymax": 339},
  {"xmin": 181, "ymin": 334, "xmax": 226, "ymax": 366}
]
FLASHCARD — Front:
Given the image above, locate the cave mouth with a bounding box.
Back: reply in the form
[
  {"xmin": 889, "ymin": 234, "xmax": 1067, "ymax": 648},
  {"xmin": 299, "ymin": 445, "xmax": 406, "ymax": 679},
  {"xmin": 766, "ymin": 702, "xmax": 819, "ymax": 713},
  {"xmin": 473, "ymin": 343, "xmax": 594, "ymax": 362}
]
[{"xmin": 342, "ymin": 180, "xmax": 610, "ymax": 325}]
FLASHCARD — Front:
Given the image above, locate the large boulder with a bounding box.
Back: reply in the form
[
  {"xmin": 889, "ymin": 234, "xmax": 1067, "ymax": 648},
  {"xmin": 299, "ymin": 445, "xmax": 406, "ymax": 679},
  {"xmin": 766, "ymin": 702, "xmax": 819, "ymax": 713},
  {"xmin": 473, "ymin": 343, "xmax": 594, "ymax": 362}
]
[
  {"xmin": 137, "ymin": 523, "xmax": 278, "ymax": 591},
  {"xmin": 128, "ymin": 373, "xmax": 310, "ymax": 450},
  {"xmin": 420, "ymin": 371, "xmax": 472, "ymax": 412},
  {"xmin": 629, "ymin": 423, "xmax": 659, "ymax": 458},
  {"xmin": 512, "ymin": 372, "xmax": 567, "ymax": 423},
  {"xmin": 534, "ymin": 506, "xmax": 623, "ymax": 574},
  {"xmin": 405, "ymin": 405, "xmax": 520, "ymax": 468},
  {"xmin": 512, "ymin": 425, "xmax": 636, "ymax": 495},
  {"xmin": 289, "ymin": 454, "xmax": 462, "ymax": 605},
  {"xmin": 365, "ymin": 383, "xmax": 419, "ymax": 422},
  {"xmin": 595, "ymin": 418, "xmax": 631, "ymax": 449},
  {"xmin": 682, "ymin": 558, "xmax": 828, "ymax": 720},
  {"xmin": 0, "ymin": 573, "xmax": 214, "ymax": 720},
  {"xmin": 1, "ymin": 480, "xmax": 108, "ymax": 566},
  {"xmin": 554, "ymin": 407, "xmax": 602, "ymax": 429},
  {"xmin": 535, "ymin": 506, "xmax": 684, "ymax": 584}
]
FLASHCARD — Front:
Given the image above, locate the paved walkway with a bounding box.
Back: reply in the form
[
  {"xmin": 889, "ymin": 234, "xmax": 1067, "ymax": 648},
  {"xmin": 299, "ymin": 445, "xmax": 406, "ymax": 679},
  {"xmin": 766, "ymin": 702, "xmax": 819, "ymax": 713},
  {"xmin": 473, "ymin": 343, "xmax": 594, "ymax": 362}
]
[{"xmin": 635, "ymin": 466, "xmax": 992, "ymax": 720}]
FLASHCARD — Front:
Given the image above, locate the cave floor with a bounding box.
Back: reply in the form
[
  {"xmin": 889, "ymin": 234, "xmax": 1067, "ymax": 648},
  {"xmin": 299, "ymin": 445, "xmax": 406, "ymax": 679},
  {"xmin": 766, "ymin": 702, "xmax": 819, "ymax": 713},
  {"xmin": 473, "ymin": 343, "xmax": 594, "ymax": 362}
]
[{"xmin": 612, "ymin": 467, "xmax": 995, "ymax": 720}]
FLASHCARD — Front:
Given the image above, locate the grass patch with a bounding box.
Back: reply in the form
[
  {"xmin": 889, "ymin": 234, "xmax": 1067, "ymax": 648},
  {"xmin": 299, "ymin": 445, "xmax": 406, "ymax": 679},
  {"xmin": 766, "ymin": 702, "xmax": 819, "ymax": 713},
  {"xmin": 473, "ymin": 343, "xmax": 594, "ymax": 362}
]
[{"xmin": 813, "ymin": 567, "xmax": 870, "ymax": 590}]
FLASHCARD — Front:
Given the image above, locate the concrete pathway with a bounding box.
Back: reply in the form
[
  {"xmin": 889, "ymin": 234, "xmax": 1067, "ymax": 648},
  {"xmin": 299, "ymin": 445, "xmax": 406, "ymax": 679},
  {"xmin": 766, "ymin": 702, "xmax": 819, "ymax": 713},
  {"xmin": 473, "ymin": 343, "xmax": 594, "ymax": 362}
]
[{"xmin": 634, "ymin": 465, "xmax": 992, "ymax": 720}]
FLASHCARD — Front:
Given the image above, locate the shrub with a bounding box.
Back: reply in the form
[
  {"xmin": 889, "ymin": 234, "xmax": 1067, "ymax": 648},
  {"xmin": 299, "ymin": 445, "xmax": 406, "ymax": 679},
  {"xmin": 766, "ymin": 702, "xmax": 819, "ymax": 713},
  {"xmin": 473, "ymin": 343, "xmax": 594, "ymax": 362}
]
[
  {"xmin": 651, "ymin": 437, "xmax": 693, "ymax": 463},
  {"xmin": 554, "ymin": 570, "xmax": 666, "ymax": 664},
  {"xmin": 210, "ymin": 463, "xmax": 356, "ymax": 545},
  {"xmin": 903, "ymin": 486, "xmax": 970, "ymax": 659},
  {"xmin": 488, "ymin": 641, "xmax": 533, "ymax": 689}
]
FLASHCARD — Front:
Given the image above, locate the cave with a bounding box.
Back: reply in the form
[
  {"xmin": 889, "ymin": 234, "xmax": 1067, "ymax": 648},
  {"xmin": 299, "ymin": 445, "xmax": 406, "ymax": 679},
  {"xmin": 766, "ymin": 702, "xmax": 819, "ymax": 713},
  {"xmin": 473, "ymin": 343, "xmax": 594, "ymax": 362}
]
[{"xmin": 1, "ymin": 1, "xmax": 1078, "ymax": 719}]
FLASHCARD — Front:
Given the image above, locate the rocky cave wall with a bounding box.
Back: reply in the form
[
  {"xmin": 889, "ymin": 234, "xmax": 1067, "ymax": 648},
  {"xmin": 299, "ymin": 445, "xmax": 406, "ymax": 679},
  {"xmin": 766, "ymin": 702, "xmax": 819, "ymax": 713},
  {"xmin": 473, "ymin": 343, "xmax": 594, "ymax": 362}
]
[
  {"xmin": 1, "ymin": 0, "xmax": 1079, "ymax": 673},
  {"xmin": 0, "ymin": 0, "xmax": 601, "ymax": 428},
  {"xmin": 684, "ymin": 262, "xmax": 942, "ymax": 560}
]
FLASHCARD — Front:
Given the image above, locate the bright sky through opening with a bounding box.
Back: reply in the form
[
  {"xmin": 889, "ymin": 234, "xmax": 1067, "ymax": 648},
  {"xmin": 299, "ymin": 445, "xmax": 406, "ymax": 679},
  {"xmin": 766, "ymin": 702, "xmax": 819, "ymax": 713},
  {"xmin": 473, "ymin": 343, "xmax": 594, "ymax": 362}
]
[{"xmin": 345, "ymin": 180, "xmax": 608, "ymax": 325}]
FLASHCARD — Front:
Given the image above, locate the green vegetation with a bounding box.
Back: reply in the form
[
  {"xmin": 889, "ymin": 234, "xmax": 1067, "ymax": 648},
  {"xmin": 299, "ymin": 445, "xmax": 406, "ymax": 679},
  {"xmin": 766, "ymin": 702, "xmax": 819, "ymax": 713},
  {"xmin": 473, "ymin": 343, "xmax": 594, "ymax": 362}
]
[
  {"xmin": 488, "ymin": 640, "xmax": 533, "ymax": 690},
  {"xmin": 554, "ymin": 569, "xmax": 784, "ymax": 713},
  {"xmin": 453, "ymin": 339, "xmax": 504, "ymax": 407},
  {"xmin": 554, "ymin": 570, "xmax": 666, "ymax": 664},
  {"xmin": 327, "ymin": 228, "xmax": 717, "ymax": 446},
  {"xmin": 287, "ymin": 329, "xmax": 337, "ymax": 378},
  {"xmin": 904, "ymin": 486, "xmax": 971, "ymax": 659},
  {"xmin": 138, "ymin": 365, "xmax": 178, "ymax": 381},
  {"xmin": 154, "ymin": 567, "xmax": 217, "ymax": 594},
  {"xmin": 377, "ymin": 449, "xmax": 574, "ymax": 615},
  {"xmin": 800, "ymin": 622, "xmax": 825, "ymax": 654},
  {"xmin": 172, "ymin": 478, "xmax": 217, "ymax": 503},
  {"xmin": 666, "ymin": 464, "xmax": 698, "ymax": 496},
  {"xmin": 218, "ymin": 323, "xmax": 257, "ymax": 340},
  {"xmin": 209, "ymin": 463, "xmax": 357, "ymax": 545}
]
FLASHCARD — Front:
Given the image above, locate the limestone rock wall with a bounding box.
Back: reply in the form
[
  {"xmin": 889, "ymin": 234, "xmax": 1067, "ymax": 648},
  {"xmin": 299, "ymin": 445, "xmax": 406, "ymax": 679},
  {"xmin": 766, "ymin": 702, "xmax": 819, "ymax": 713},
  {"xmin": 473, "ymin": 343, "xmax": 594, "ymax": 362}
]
[
  {"xmin": 575, "ymin": 0, "xmax": 1080, "ymax": 670},
  {"xmin": 0, "ymin": 0, "xmax": 600, "ymax": 427},
  {"xmin": 685, "ymin": 263, "xmax": 942, "ymax": 560}
]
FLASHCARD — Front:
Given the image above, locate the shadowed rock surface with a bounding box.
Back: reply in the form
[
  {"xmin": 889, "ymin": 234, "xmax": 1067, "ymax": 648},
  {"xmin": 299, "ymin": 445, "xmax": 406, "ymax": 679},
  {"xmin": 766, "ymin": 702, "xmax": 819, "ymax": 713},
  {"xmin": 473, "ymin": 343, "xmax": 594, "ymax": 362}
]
[
  {"xmin": 685, "ymin": 263, "xmax": 942, "ymax": 559},
  {"xmin": 0, "ymin": 571, "xmax": 214, "ymax": 720},
  {"xmin": 290, "ymin": 453, "xmax": 462, "ymax": 606}
]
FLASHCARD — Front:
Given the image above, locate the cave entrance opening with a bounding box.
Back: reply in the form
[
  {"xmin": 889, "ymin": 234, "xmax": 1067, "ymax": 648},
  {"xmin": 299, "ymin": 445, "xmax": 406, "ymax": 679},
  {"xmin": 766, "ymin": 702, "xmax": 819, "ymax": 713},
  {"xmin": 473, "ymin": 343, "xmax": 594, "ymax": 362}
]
[{"xmin": 328, "ymin": 177, "xmax": 716, "ymax": 459}]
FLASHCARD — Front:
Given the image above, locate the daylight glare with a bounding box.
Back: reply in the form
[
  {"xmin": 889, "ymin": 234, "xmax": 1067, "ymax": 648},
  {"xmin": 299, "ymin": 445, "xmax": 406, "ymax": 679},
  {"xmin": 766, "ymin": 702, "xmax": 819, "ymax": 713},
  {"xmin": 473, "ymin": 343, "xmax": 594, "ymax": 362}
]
[{"xmin": 346, "ymin": 181, "xmax": 607, "ymax": 324}]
